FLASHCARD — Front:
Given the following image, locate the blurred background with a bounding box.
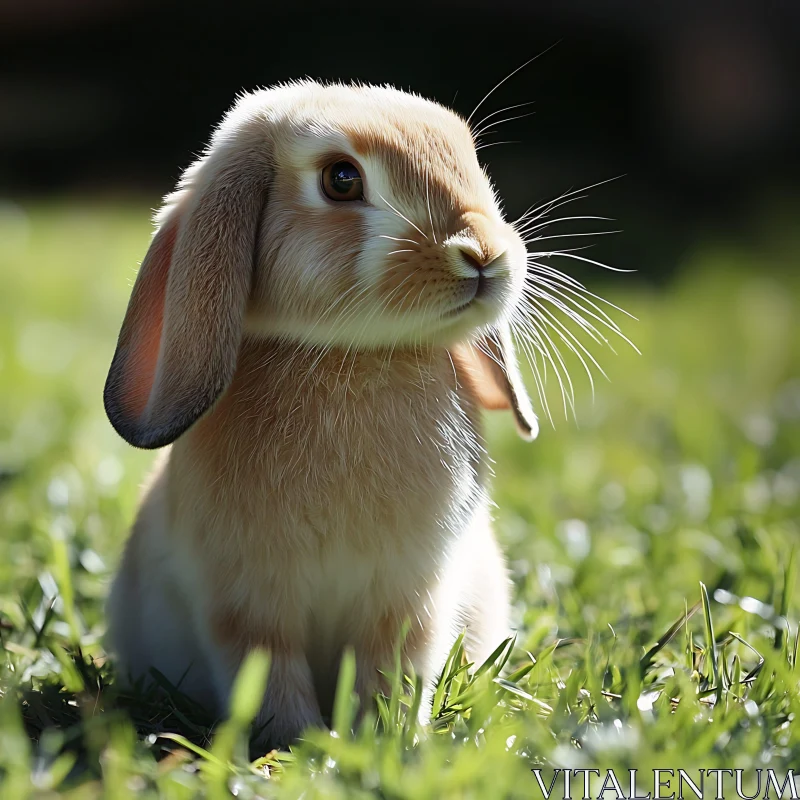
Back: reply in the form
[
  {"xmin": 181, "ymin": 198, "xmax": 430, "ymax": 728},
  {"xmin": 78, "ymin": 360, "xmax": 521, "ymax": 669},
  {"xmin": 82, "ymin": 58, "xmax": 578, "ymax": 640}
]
[
  {"xmin": 0, "ymin": 0, "xmax": 798, "ymax": 681},
  {"xmin": 2, "ymin": 0, "xmax": 800, "ymax": 278}
]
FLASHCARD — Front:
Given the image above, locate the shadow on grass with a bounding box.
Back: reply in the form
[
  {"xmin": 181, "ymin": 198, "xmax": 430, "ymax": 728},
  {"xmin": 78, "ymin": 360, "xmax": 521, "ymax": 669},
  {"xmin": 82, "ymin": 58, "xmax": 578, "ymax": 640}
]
[{"xmin": 14, "ymin": 645, "xmax": 224, "ymax": 781}]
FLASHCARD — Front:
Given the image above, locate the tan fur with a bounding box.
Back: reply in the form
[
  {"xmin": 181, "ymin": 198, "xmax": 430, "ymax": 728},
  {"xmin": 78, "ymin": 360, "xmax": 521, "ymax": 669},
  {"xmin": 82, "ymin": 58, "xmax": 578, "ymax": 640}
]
[{"xmin": 105, "ymin": 80, "xmax": 538, "ymax": 748}]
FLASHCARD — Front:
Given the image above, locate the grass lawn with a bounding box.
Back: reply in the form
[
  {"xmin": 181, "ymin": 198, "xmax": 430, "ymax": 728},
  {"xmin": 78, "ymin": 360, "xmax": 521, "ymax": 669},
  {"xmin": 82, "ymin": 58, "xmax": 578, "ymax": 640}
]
[{"xmin": 0, "ymin": 201, "xmax": 798, "ymax": 798}]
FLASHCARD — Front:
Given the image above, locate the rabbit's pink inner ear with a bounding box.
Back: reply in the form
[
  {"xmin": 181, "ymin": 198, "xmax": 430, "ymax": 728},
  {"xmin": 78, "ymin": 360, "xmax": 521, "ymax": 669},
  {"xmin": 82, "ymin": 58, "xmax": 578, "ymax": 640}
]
[
  {"xmin": 107, "ymin": 215, "xmax": 178, "ymax": 428},
  {"xmin": 452, "ymin": 343, "xmax": 511, "ymax": 411},
  {"xmin": 451, "ymin": 335, "xmax": 538, "ymax": 441}
]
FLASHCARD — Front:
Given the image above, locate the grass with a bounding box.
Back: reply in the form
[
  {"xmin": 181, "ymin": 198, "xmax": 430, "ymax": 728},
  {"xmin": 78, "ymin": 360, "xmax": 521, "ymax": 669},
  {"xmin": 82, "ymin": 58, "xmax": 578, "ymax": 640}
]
[{"xmin": 0, "ymin": 200, "xmax": 798, "ymax": 798}]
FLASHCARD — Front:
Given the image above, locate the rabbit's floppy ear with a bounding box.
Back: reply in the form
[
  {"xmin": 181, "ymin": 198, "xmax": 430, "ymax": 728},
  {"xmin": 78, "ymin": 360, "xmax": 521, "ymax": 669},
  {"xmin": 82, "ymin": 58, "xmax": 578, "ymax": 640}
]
[
  {"xmin": 104, "ymin": 115, "xmax": 270, "ymax": 449},
  {"xmin": 453, "ymin": 325, "xmax": 539, "ymax": 441}
]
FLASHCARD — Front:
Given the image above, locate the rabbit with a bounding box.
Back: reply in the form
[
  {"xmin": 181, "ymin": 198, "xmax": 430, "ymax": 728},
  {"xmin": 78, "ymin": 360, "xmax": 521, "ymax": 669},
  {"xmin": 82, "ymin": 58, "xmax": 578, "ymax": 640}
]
[{"xmin": 104, "ymin": 80, "xmax": 538, "ymax": 748}]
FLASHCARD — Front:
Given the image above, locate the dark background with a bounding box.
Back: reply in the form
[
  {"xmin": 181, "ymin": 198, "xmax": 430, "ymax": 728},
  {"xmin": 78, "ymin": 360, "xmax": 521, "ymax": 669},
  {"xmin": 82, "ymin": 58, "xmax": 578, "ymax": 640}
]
[{"xmin": 3, "ymin": 0, "xmax": 799, "ymax": 278}]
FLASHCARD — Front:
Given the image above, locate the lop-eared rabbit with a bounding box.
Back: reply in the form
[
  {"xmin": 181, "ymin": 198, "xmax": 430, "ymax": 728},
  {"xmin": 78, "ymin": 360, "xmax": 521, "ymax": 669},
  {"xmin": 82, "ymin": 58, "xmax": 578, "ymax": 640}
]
[{"xmin": 105, "ymin": 81, "xmax": 539, "ymax": 747}]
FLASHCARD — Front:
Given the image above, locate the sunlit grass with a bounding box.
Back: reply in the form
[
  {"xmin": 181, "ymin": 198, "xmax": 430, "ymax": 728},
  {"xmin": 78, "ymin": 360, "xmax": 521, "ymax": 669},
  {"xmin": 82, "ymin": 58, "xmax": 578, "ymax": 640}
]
[{"xmin": 0, "ymin": 202, "xmax": 798, "ymax": 797}]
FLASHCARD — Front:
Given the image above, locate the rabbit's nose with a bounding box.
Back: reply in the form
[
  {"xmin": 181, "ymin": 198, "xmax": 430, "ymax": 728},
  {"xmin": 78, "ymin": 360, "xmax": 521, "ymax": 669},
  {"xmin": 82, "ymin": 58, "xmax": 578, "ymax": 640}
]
[
  {"xmin": 457, "ymin": 247, "xmax": 503, "ymax": 275},
  {"xmin": 458, "ymin": 249, "xmax": 488, "ymax": 272},
  {"xmin": 445, "ymin": 230, "xmax": 504, "ymax": 277}
]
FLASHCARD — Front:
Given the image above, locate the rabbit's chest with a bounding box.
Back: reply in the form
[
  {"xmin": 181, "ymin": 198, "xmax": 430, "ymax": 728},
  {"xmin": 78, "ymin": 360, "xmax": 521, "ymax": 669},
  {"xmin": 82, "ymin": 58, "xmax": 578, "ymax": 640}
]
[
  {"xmin": 179, "ymin": 343, "xmax": 485, "ymax": 555},
  {"xmin": 169, "ymin": 344, "xmax": 489, "ymax": 669}
]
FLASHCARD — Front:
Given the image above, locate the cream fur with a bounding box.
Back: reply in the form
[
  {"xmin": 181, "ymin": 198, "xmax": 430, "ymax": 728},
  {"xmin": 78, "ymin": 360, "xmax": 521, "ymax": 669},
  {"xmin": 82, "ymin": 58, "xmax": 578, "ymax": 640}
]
[{"xmin": 104, "ymin": 80, "xmax": 537, "ymax": 748}]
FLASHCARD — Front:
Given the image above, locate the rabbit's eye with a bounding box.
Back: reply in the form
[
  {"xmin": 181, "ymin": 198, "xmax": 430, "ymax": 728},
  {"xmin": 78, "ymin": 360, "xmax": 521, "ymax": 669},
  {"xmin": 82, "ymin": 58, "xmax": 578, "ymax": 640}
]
[{"xmin": 321, "ymin": 161, "xmax": 364, "ymax": 201}]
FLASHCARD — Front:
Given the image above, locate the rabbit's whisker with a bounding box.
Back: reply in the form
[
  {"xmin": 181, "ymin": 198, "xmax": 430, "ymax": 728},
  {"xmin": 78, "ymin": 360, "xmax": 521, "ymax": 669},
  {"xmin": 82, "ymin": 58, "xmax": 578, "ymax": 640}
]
[
  {"xmin": 512, "ymin": 318, "xmax": 552, "ymax": 425},
  {"xmin": 529, "ymin": 313, "xmax": 576, "ymax": 418},
  {"xmin": 475, "ymin": 140, "xmax": 519, "ymax": 152},
  {"xmin": 376, "ymin": 192, "xmax": 428, "ymax": 240},
  {"xmin": 534, "ymin": 248, "xmax": 635, "ymax": 274},
  {"xmin": 506, "ymin": 312, "xmax": 553, "ymax": 427},
  {"xmin": 513, "ymin": 176, "xmax": 622, "ymax": 226},
  {"xmin": 471, "ymin": 331, "xmax": 511, "ymax": 383},
  {"xmin": 523, "ymin": 285, "xmax": 613, "ymax": 350},
  {"xmin": 515, "ymin": 214, "xmax": 613, "ymax": 237},
  {"xmin": 527, "ymin": 277, "xmax": 623, "ymax": 344},
  {"xmin": 527, "ymin": 263, "xmax": 638, "ymax": 322},
  {"xmin": 425, "ymin": 156, "xmax": 438, "ymax": 245},
  {"xmin": 471, "ymin": 101, "xmax": 535, "ymax": 138},
  {"xmin": 465, "ymin": 44, "xmax": 558, "ymax": 127},
  {"xmin": 526, "ymin": 269, "xmax": 635, "ymax": 336},
  {"xmin": 506, "ymin": 236, "xmax": 638, "ymax": 425},
  {"xmin": 514, "ymin": 309, "xmax": 574, "ymax": 420},
  {"xmin": 516, "ymin": 194, "xmax": 591, "ymax": 230},
  {"xmin": 520, "ymin": 293, "xmax": 606, "ymax": 396},
  {"xmin": 377, "ymin": 234, "xmax": 419, "ymax": 246},
  {"xmin": 472, "ymin": 111, "xmax": 535, "ymax": 142},
  {"xmin": 522, "ymin": 230, "xmax": 621, "ymax": 247}
]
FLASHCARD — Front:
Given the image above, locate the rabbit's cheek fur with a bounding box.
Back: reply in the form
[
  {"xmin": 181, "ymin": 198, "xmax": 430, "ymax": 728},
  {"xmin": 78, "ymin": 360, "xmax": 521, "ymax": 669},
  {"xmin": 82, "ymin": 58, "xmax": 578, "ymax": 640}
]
[
  {"xmin": 251, "ymin": 203, "xmax": 366, "ymax": 321},
  {"xmin": 246, "ymin": 156, "xmax": 367, "ymax": 328}
]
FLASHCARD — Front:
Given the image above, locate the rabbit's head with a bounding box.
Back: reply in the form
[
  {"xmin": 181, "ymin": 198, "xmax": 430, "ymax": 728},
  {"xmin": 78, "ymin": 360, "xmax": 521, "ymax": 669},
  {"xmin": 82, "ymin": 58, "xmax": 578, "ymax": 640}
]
[{"xmin": 105, "ymin": 81, "xmax": 537, "ymax": 449}]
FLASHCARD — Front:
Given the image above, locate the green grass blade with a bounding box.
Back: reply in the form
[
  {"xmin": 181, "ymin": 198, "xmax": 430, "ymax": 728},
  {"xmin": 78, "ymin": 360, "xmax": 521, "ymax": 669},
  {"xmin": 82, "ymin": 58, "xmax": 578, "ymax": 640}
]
[
  {"xmin": 700, "ymin": 582, "xmax": 723, "ymax": 701},
  {"xmin": 431, "ymin": 632, "xmax": 465, "ymax": 720},
  {"xmin": 209, "ymin": 648, "xmax": 271, "ymax": 790},
  {"xmin": 332, "ymin": 647, "xmax": 358, "ymax": 738},
  {"xmin": 775, "ymin": 548, "xmax": 795, "ymax": 652},
  {"xmin": 228, "ymin": 649, "xmax": 271, "ymax": 727},
  {"xmin": 640, "ymin": 601, "xmax": 701, "ymax": 673}
]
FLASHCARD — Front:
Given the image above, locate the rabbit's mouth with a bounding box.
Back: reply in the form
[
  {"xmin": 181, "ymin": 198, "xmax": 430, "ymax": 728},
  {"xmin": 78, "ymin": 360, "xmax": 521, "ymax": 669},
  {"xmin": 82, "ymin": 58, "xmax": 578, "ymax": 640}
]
[
  {"xmin": 438, "ymin": 278, "xmax": 515, "ymax": 335},
  {"xmin": 442, "ymin": 298, "xmax": 476, "ymax": 318},
  {"xmin": 442, "ymin": 274, "xmax": 490, "ymax": 316},
  {"xmin": 449, "ymin": 262, "xmax": 515, "ymax": 307}
]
